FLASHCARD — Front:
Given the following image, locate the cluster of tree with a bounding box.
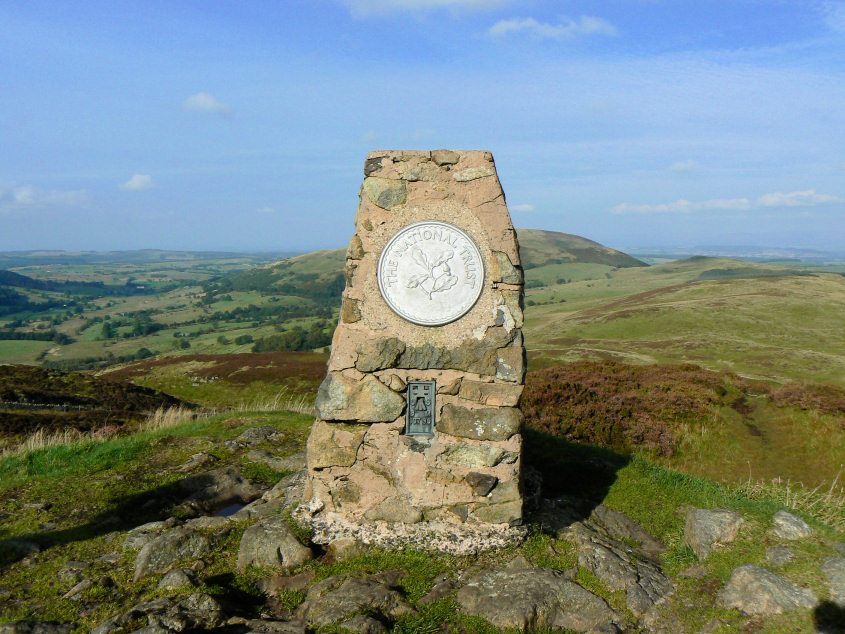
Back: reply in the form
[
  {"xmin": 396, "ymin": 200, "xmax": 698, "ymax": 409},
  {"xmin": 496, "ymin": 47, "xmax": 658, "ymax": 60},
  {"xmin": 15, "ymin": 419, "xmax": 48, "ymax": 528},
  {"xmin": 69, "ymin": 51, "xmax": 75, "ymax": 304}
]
[
  {"xmin": 42, "ymin": 347, "xmax": 156, "ymax": 371},
  {"xmin": 0, "ymin": 327, "xmax": 74, "ymax": 344},
  {"xmin": 98, "ymin": 311, "xmax": 165, "ymax": 340},
  {"xmin": 251, "ymin": 322, "xmax": 332, "ymax": 352}
]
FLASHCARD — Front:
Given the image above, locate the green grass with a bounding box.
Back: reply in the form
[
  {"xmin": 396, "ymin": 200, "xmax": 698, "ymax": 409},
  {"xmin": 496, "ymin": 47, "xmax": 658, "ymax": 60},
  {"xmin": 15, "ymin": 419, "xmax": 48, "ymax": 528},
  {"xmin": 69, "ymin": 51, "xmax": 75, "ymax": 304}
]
[{"xmin": 526, "ymin": 262, "xmax": 845, "ymax": 385}]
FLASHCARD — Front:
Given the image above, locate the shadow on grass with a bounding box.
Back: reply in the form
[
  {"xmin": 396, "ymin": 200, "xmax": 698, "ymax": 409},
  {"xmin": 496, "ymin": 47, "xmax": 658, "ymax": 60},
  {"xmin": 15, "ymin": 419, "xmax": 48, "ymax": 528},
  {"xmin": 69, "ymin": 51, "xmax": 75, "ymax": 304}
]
[
  {"xmin": 814, "ymin": 600, "xmax": 845, "ymax": 633},
  {"xmin": 523, "ymin": 426, "xmax": 630, "ymax": 522},
  {"xmin": 0, "ymin": 470, "xmax": 255, "ymax": 568}
]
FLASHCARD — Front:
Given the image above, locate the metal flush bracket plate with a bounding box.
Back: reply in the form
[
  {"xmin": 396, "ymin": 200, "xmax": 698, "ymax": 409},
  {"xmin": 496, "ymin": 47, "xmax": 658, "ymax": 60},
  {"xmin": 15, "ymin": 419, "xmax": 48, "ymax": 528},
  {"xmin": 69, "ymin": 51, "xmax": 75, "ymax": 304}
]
[{"xmin": 406, "ymin": 380, "xmax": 436, "ymax": 437}]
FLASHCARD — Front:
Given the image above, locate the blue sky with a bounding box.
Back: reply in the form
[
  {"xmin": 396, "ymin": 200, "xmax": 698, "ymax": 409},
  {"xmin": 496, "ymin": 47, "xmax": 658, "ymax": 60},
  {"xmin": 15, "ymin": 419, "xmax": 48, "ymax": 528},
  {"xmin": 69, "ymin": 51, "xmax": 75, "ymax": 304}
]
[{"xmin": 1, "ymin": 0, "xmax": 844, "ymax": 252}]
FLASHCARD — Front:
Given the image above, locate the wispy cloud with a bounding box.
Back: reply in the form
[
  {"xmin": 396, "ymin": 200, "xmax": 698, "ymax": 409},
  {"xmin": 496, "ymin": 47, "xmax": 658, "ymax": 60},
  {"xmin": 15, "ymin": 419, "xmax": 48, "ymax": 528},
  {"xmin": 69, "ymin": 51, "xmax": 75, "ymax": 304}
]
[
  {"xmin": 510, "ymin": 203, "xmax": 535, "ymax": 212},
  {"xmin": 256, "ymin": 206, "xmax": 275, "ymax": 214},
  {"xmin": 612, "ymin": 190, "xmax": 844, "ymax": 214},
  {"xmin": 488, "ymin": 16, "xmax": 618, "ymax": 40},
  {"xmin": 120, "ymin": 174, "xmax": 155, "ymax": 191},
  {"xmin": 0, "ymin": 185, "xmax": 88, "ymax": 211},
  {"xmin": 669, "ymin": 159, "xmax": 697, "ymax": 172},
  {"xmin": 360, "ymin": 130, "xmax": 377, "ymax": 143},
  {"xmin": 821, "ymin": 1, "xmax": 845, "ymax": 32},
  {"xmin": 183, "ymin": 92, "xmax": 233, "ymax": 116},
  {"xmin": 340, "ymin": 0, "xmax": 511, "ymax": 17}
]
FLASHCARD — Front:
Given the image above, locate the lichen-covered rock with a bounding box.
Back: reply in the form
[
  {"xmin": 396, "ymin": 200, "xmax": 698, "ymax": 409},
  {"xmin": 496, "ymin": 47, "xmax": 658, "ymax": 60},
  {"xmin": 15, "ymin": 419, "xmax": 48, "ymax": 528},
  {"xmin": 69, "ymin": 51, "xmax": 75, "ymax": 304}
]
[
  {"xmin": 684, "ymin": 507, "xmax": 743, "ymax": 559},
  {"xmin": 306, "ymin": 419, "xmax": 367, "ymax": 469},
  {"xmin": 766, "ymin": 546, "xmax": 794, "ymax": 567},
  {"xmin": 341, "ymin": 296, "xmax": 362, "ymax": 323},
  {"xmin": 355, "ymin": 338, "xmax": 406, "ymax": 372},
  {"xmin": 177, "ymin": 465, "xmax": 264, "ymax": 511},
  {"xmin": 465, "ymin": 472, "xmax": 498, "ymax": 496},
  {"xmin": 438, "ymin": 404, "xmax": 523, "ymax": 441},
  {"xmin": 458, "ymin": 379, "xmax": 523, "ymax": 406},
  {"xmin": 148, "ymin": 593, "xmax": 227, "ymax": 632},
  {"xmin": 496, "ymin": 346, "xmax": 525, "ymax": 382},
  {"xmin": 441, "ymin": 442, "xmax": 505, "ymax": 467},
  {"xmin": 363, "ymin": 497, "xmax": 423, "ymax": 524},
  {"xmin": 771, "ymin": 510, "xmax": 813, "ymax": 540},
  {"xmin": 431, "ymin": 149, "xmax": 459, "ymax": 165},
  {"xmin": 362, "ymin": 177, "xmax": 407, "ymax": 209},
  {"xmin": 315, "ymin": 373, "xmax": 405, "ymax": 422},
  {"xmin": 718, "ymin": 564, "xmax": 817, "ymax": 615},
  {"xmin": 821, "ymin": 556, "xmax": 845, "ymax": 606},
  {"xmin": 490, "ymin": 251, "xmax": 523, "ymax": 285},
  {"xmin": 296, "ymin": 571, "xmax": 415, "ymax": 628},
  {"xmin": 456, "ymin": 567, "xmax": 619, "ymax": 631},
  {"xmin": 237, "ymin": 516, "xmax": 313, "ymax": 571},
  {"xmin": 567, "ymin": 521, "xmax": 674, "ymax": 616},
  {"xmin": 133, "ymin": 528, "xmax": 213, "ymax": 581},
  {"xmin": 156, "ymin": 568, "xmax": 198, "ymax": 590}
]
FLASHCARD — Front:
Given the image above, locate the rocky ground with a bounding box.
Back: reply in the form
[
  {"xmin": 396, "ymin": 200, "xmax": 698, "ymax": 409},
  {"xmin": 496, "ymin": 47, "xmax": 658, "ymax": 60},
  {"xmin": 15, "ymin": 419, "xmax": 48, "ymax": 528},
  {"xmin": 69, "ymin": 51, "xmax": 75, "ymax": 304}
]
[{"xmin": 1, "ymin": 413, "xmax": 844, "ymax": 633}]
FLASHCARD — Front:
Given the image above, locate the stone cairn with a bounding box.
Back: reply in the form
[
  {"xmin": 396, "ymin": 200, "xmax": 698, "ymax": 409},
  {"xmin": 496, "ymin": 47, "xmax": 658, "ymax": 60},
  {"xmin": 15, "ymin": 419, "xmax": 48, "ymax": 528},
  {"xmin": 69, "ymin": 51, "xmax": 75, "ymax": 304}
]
[{"xmin": 297, "ymin": 150, "xmax": 526, "ymax": 555}]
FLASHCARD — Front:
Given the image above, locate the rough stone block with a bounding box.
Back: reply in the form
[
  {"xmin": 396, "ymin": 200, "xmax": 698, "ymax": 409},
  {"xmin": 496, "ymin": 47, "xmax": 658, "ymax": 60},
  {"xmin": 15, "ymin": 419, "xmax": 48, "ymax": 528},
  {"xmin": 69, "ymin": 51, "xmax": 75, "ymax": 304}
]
[
  {"xmin": 438, "ymin": 404, "xmax": 523, "ymax": 441},
  {"xmin": 315, "ymin": 373, "xmax": 405, "ymax": 423}
]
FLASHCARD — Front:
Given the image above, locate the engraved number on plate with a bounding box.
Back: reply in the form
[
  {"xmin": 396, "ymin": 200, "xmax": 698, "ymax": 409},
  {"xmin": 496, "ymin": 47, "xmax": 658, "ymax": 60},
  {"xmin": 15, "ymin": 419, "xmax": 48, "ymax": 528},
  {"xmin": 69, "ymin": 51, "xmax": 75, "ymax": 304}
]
[{"xmin": 406, "ymin": 381, "xmax": 435, "ymax": 437}]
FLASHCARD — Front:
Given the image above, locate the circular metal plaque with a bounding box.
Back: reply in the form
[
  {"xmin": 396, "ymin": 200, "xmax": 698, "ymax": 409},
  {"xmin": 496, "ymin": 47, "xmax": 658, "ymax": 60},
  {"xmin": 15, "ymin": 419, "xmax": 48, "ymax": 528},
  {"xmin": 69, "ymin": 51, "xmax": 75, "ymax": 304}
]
[{"xmin": 377, "ymin": 220, "xmax": 485, "ymax": 326}]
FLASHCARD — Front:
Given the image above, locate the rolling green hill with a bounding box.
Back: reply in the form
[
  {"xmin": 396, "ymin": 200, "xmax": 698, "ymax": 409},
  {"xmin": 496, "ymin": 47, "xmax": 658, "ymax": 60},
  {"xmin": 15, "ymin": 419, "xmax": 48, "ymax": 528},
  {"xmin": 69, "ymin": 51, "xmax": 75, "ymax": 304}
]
[{"xmin": 525, "ymin": 257, "xmax": 845, "ymax": 385}]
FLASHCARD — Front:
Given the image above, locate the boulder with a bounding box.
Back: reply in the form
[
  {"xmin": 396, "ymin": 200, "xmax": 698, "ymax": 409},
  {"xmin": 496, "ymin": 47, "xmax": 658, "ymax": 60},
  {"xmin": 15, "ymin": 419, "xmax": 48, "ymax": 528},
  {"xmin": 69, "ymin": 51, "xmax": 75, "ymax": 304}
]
[
  {"xmin": 456, "ymin": 567, "xmax": 619, "ymax": 631},
  {"xmin": 315, "ymin": 373, "xmax": 405, "ymax": 423},
  {"xmin": 684, "ymin": 508, "xmax": 743, "ymax": 559},
  {"xmin": 567, "ymin": 521, "xmax": 674, "ymax": 616},
  {"xmin": 437, "ymin": 404, "xmax": 523, "ymax": 441},
  {"xmin": 771, "ymin": 510, "xmax": 813, "ymax": 540},
  {"xmin": 296, "ymin": 570, "xmax": 415, "ymax": 628},
  {"xmin": 156, "ymin": 568, "xmax": 198, "ymax": 590},
  {"xmin": 237, "ymin": 516, "xmax": 313, "ymax": 571},
  {"xmin": 821, "ymin": 556, "xmax": 845, "ymax": 606},
  {"xmin": 148, "ymin": 593, "xmax": 226, "ymax": 632},
  {"xmin": 248, "ymin": 449, "xmax": 305, "ymax": 473},
  {"xmin": 177, "ymin": 465, "xmax": 264, "ymax": 511},
  {"xmin": 766, "ymin": 546, "xmax": 794, "ymax": 567},
  {"xmin": 133, "ymin": 528, "xmax": 213, "ymax": 581},
  {"xmin": 718, "ymin": 564, "xmax": 817, "ymax": 616}
]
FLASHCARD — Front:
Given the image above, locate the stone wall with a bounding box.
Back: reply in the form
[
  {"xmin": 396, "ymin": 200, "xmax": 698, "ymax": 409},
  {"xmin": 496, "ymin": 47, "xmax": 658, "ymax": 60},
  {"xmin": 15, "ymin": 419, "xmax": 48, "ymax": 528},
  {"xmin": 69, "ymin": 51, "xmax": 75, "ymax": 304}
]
[{"xmin": 302, "ymin": 150, "xmax": 525, "ymax": 541}]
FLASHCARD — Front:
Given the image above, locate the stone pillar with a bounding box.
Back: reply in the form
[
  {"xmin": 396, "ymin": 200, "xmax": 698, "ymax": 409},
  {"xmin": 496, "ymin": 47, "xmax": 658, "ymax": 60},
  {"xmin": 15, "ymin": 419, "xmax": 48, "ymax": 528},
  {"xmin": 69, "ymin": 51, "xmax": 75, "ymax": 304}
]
[{"xmin": 299, "ymin": 150, "xmax": 526, "ymax": 554}]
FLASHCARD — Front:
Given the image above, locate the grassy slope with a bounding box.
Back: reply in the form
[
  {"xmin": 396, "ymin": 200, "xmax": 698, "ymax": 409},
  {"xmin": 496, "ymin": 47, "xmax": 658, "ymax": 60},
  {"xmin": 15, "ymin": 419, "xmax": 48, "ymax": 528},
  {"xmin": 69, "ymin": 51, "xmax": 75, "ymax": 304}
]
[
  {"xmin": 0, "ymin": 411, "xmax": 841, "ymax": 633},
  {"xmin": 525, "ymin": 257, "xmax": 845, "ymax": 385}
]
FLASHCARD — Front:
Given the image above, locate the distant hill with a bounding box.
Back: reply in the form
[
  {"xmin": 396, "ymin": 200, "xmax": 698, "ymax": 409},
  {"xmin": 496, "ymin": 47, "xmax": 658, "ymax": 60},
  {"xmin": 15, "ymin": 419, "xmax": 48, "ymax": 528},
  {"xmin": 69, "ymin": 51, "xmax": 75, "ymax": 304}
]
[
  {"xmin": 202, "ymin": 229, "xmax": 646, "ymax": 301},
  {"xmin": 517, "ymin": 229, "xmax": 646, "ymax": 269},
  {"xmin": 525, "ymin": 256, "xmax": 845, "ymax": 385}
]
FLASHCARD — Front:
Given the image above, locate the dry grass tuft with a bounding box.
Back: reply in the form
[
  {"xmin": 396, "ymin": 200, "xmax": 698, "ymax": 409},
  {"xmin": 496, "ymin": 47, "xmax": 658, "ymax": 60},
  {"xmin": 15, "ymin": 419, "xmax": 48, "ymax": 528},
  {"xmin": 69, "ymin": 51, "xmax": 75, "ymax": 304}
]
[
  {"xmin": 140, "ymin": 405, "xmax": 197, "ymax": 432},
  {"xmin": 1, "ymin": 427, "xmax": 88, "ymax": 456},
  {"xmin": 234, "ymin": 387, "xmax": 313, "ymax": 415},
  {"xmin": 738, "ymin": 468, "xmax": 845, "ymax": 530}
]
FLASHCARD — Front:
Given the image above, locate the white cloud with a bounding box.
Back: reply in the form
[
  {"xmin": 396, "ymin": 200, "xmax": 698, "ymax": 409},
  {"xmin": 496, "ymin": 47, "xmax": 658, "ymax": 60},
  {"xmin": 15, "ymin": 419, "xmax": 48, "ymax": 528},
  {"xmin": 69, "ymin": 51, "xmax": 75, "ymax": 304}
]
[
  {"xmin": 611, "ymin": 189, "xmax": 844, "ymax": 214},
  {"xmin": 488, "ymin": 16, "xmax": 618, "ymax": 40},
  {"xmin": 183, "ymin": 92, "xmax": 233, "ymax": 115},
  {"xmin": 669, "ymin": 159, "xmax": 697, "ymax": 172},
  {"xmin": 756, "ymin": 190, "xmax": 843, "ymax": 207},
  {"xmin": 510, "ymin": 203, "xmax": 535, "ymax": 212},
  {"xmin": 256, "ymin": 206, "xmax": 275, "ymax": 214},
  {"xmin": 360, "ymin": 130, "xmax": 377, "ymax": 143},
  {"xmin": 0, "ymin": 184, "xmax": 88, "ymax": 211},
  {"xmin": 340, "ymin": 0, "xmax": 511, "ymax": 17},
  {"xmin": 120, "ymin": 174, "xmax": 155, "ymax": 191}
]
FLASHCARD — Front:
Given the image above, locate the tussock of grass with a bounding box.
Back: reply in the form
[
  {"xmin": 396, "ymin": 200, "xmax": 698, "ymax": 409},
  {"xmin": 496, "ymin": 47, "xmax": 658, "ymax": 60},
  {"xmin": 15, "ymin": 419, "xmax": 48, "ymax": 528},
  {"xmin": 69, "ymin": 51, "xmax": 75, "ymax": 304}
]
[
  {"xmin": 737, "ymin": 471, "xmax": 844, "ymax": 531},
  {"xmin": 140, "ymin": 404, "xmax": 197, "ymax": 431},
  {"xmin": 234, "ymin": 387, "xmax": 314, "ymax": 415}
]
